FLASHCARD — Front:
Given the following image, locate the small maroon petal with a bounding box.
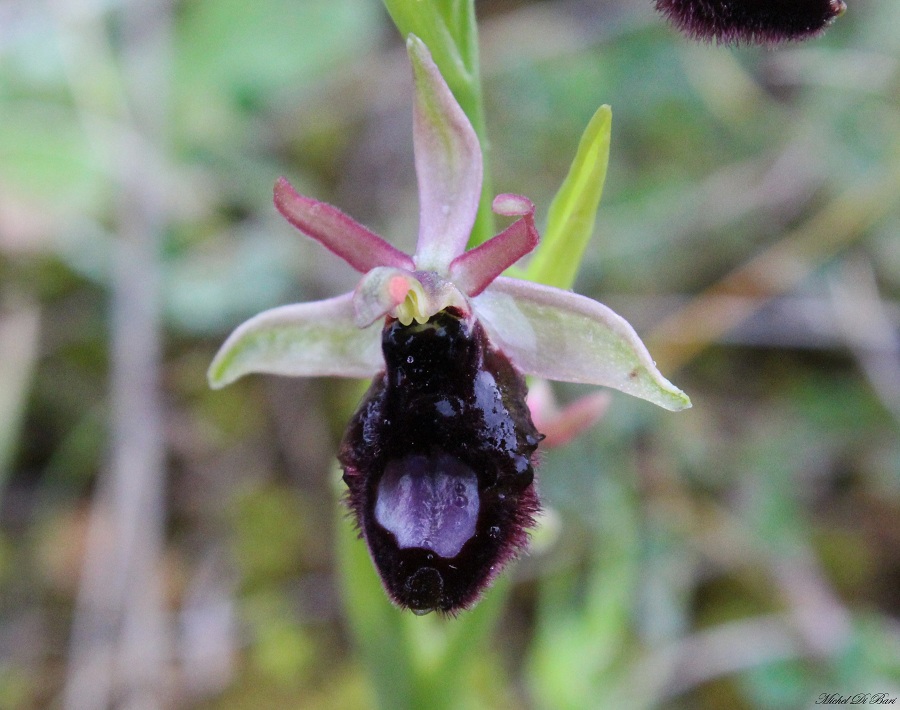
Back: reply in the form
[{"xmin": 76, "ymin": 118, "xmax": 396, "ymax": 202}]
[
  {"xmin": 527, "ymin": 380, "xmax": 611, "ymax": 449},
  {"xmin": 448, "ymin": 195, "xmax": 539, "ymax": 297},
  {"xmin": 654, "ymin": 0, "xmax": 846, "ymax": 44},
  {"xmin": 274, "ymin": 177, "xmax": 414, "ymax": 273}
]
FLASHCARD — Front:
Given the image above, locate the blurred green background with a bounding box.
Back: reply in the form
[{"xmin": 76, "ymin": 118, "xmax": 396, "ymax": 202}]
[{"xmin": 1, "ymin": 0, "xmax": 899, "ymax": 708}]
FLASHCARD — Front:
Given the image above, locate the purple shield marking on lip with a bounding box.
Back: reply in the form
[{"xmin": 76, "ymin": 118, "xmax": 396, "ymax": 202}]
[{"xmin": 374, "ymin": 453, "xmax": 480, "ymax": 559}]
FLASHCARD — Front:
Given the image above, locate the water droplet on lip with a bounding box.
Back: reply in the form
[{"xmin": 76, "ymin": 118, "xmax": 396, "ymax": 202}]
[
  {"xmin": 488, "ymin": 525, "xmax": 500, "ymax": 538},
  {"xmin": 406, "ymin": 355, "xmax": 414, "ymax": 364}
]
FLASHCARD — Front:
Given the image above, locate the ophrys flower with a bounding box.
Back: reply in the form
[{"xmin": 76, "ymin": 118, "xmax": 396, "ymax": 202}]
[{"xmin": 209, "ymin": 36, "xmax": 689, "ymax": 614}]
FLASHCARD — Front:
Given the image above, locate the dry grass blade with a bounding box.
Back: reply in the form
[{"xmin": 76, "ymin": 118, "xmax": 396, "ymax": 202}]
[{"xmin": 647, "ymin": 169, "xmax": 900, "ymax": 372}]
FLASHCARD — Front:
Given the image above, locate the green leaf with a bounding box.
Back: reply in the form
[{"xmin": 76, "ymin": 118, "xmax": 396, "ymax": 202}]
[{"xmin": 526, "ymin": 105, "xmax": 612, "ymax": 290}]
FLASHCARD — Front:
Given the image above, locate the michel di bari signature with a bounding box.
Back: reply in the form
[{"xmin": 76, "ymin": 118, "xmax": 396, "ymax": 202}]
[{"xmin": 816, "ymin": 693, "xmax": 897, "ymax": 705}]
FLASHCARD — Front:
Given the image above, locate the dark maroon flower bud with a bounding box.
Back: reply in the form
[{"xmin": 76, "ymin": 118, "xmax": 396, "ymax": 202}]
[
  {"xmin": 339, "ymin": 309, "xmax": 542, "ymax": 615},
  {"xmin": 653, "ymin": 0, "xmax": 847, "ymax": 44}
]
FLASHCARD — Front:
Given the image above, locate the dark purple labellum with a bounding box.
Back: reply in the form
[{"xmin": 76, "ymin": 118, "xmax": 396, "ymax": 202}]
[
  {"xmin": 654, "ymin": 0, "xmax": 846, "ymax": 44},
  {"xmin": 339, "ymin": 309, "xmax": 542, "ymax": 614}
]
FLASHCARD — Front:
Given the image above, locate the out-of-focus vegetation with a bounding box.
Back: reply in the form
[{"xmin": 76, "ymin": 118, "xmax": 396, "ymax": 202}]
[{"xmin": 1, "ymin": 0, "xmax": 899, "ymax": 708}]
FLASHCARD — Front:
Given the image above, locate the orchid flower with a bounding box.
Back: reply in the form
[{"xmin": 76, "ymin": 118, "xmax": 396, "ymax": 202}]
[
  {"xmin": 209, "ymin": 36, "xmax": 689, "ymax": 614},
  {"xmin": 654, "ymin": 0, "xmax": 846, "ymax": 44}
]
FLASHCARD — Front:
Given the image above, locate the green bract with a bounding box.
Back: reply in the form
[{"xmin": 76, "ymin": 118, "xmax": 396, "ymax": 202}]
[{"xmin": 526, "ymin": 105, "xmax": 612, "ymax": 291}]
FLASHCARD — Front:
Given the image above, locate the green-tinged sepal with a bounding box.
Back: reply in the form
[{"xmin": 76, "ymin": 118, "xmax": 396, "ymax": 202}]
[
  {"xmin": 207, "ymin": 294, "xmax": 383, "ymax": 388},
  {"xmin": 408, "ymin": 34, "xmax": 483, "ymax": 271},
  {"xmin": 473, "ymin": 277, "xmax": 691, "ymax": 411}
]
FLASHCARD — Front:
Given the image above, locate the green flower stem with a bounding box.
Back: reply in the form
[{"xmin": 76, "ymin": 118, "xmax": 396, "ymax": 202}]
[{"xmin": 381, "ymin": 0, "xmax": 494, "ymax": 246}]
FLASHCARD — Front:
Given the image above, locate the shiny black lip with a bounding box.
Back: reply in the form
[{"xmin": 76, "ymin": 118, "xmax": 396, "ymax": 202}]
[
  {"xmin": 359, "ymin": 471, "xmax": 540, "ymax": 614},
  {"xmin": 339, "ymin": 310, "xmax": 542, "ymax": 614}
]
